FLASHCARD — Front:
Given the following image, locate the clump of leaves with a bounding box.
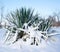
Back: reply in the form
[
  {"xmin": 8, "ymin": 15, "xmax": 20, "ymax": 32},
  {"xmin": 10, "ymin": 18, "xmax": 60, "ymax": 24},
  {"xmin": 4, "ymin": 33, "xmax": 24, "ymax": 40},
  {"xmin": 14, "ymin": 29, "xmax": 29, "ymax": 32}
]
[
  {"xmin": 5, "ymin": 7, "xmax": 53, "ymax": 44},
  {"xmin": 6, "ymin": 8, "xmax": 40, "ymax": 43}
]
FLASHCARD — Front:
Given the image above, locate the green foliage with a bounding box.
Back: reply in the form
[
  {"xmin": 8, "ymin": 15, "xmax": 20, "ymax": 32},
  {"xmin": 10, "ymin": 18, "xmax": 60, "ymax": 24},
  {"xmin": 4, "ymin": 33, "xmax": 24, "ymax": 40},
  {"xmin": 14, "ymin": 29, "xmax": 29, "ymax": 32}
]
[
  {"xmin": 6, "ymin": 7, "xmax": 52, "ymax": 31},
  {"xmin": 38, "ymin": 18, "xmax": 52, "ymax": 31},
  {"xmin": 5, "ymin": 7, "xmax": 53, "ymax": 44},
  {"xmin": 6, "ymin": 8, "xmax": 37, "ymax": 28}
]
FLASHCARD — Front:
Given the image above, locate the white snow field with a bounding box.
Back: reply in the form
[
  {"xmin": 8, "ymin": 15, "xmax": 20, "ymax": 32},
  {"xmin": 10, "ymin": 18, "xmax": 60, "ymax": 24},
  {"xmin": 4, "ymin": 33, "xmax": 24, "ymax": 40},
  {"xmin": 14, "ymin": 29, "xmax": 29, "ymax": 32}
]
[{"xmin": 0, "ymin": 27, "xmax": 60, "ymax": 52}]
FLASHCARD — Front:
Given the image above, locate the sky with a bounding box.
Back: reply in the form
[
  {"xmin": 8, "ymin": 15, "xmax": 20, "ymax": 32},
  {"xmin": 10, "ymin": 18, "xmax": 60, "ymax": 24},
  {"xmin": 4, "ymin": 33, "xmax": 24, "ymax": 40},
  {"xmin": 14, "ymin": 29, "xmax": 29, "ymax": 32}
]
[{"xmin": 0, "ymin": 0, "xmax": 60, "ymax": 17}]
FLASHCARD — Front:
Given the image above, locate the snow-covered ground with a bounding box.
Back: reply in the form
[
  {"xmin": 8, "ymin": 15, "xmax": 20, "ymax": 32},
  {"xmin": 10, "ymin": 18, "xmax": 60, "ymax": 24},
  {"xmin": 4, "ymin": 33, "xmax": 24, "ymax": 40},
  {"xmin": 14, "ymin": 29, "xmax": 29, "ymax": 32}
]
[{"xmin": 0, "ymin": 27, "xmax": 60, "ymax": 52}]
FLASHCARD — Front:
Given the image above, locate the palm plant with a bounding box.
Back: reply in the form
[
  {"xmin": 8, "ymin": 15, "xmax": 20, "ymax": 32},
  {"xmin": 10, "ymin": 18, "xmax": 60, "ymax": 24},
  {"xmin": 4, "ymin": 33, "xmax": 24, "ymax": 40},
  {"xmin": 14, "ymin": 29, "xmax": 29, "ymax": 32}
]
[
  {"xmin": 0, "ymin": 6, "xmax": 60, "ymax": 46},
  {"xmin": 5, "ymin": 7, "xmax": 54, "ymax": 44},
  {"xmin": 38, "ymin": 17, "xmax": 53, "ymax": 32},
  {"xmin": 6, "ymin": 8, "xmax": 40, "ymax": 43}
]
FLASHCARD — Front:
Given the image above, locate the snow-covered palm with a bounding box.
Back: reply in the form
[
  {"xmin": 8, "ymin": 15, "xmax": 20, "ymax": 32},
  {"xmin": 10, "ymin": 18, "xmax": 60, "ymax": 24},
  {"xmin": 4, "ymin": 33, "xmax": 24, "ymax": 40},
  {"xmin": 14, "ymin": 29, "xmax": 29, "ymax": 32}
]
[
  {"xmin": 0, "ymin": 8, "xmax": 59, "ymax": 46},
  {"xmin": 5, "ymin": 8, "xmax": 40, "ymax": 44}
]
